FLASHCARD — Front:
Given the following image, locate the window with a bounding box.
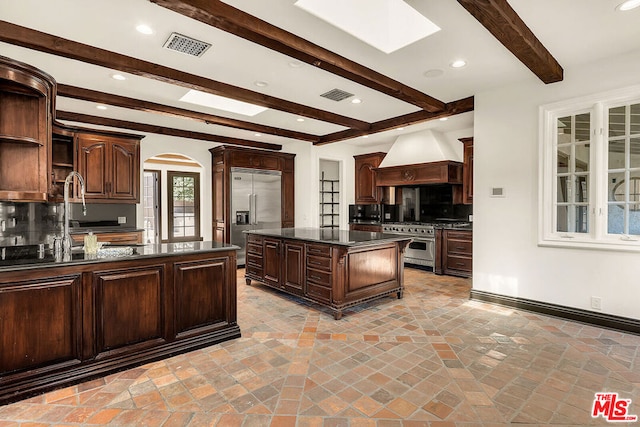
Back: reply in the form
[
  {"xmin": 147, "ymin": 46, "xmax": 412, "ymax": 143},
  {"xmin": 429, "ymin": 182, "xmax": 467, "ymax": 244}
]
[
  {"xmin": 540, "ymin": 85, "xmax": 640, "ymax": 250},
  {"xmin": 168, "ymin": 171, "xmax": 201, "ymax": 242}
]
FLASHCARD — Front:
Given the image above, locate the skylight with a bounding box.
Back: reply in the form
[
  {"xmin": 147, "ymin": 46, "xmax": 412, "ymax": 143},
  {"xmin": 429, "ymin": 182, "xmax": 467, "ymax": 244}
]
[
  {"xmin": 179, "ymin": 90, "xmax": 268, "ymax": 116},
  {"xmin": 294, "ymin": 0, "xmax": 440, "ymax": 54}
]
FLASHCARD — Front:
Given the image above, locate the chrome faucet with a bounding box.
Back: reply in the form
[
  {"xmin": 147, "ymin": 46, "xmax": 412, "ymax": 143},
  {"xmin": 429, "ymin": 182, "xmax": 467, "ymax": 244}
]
[{"xmin": 61, "ymin": 171, "xmax": 86, "ymax": 261}]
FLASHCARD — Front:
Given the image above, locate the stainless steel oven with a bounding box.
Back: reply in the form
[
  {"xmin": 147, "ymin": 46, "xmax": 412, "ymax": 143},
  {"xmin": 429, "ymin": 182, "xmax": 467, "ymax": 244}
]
[{"xmin": 382, "ymin": 223, "xmax": 435, "ymax": 267}]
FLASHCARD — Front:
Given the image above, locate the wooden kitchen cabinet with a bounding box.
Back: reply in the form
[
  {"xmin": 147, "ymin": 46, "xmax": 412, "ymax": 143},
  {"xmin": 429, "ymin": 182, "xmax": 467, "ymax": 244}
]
[
  {"xmin": 440, "ymin": 229, "xmax": 472, "ymax": 278},
  {"xmin": 0, "ymin": 56, "xmax": 55, "ymax": 202},
  {"xmin": 460, "ymin": 137, "xmax": 474, "ymax": 205},
  {"xmin": 354, "ymin": 152, "xmax": 386, "ymax": 204},
  {"xmin": 209, "ymin": 145, "xmax": 296, "ymax": 244},
  {"xmin": 77, "ymin": 131, "xmax": 142, "ymax": 203}
]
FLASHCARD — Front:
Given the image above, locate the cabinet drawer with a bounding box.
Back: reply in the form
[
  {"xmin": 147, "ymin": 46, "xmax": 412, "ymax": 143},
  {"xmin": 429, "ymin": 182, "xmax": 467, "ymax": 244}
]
[
  {"xmin": 247, "ymin": 242, "xmax": 262, "ymax": 255},
  {"xmin": 446, "ymin": 256, "xmax": 472, "ymax": 272},
  {"xmin": 306, "ymin": 244, "xmax": 331, "ymax": 257},
  {"xmin": 447, "ymin": 240, "xmax": 472, "ymax": 255},
  {"xmin": 306, "ymin": 283, "xmax": 331, "ymax": 303},
  {"xmin": 247, "ymin": 234, "xmax": 263, "ymax": 244},
  {"xmin": 246, "ymin": 264, "xmax": 263, "ymax": 278},
  {"xmin": 306, "ymin": 254, "xmax": 331, "ymax": 272},
  {"xmin": 306, "ymin": 268, "xmax": 331, "ymax": 286},
  {"xmin": 445, "ymin": 231, "xmax": 471, "ymax": 241},
  {"xmin": 246, "ymin": 253, "xmax": 263, "ymax": 267}
]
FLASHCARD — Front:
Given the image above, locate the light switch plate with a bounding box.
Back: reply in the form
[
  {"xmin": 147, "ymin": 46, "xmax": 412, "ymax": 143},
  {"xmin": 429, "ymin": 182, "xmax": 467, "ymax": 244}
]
[{"xmin": 118, "ymin": 216, "xmax": 126, "ymax": 224}]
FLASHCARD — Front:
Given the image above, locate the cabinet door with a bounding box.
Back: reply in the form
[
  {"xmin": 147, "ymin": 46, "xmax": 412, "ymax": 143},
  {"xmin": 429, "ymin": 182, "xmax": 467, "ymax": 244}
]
[
  {"xmin": 461, "ymin": 138, "xmax": 473, "ymax": 205},
  {"xmin": 0, "ymin": 274, "xmax": 82, "ymax": 373},
  {"xmin": 110, "ymin": 139, "xmax": 139, "ymax": 201},
  {"xmin": 93, "ymin": 265, "xmax": 166, "ymax": 355},
  {"xmin": 77, "ymin": 135, "xmax": 108, "ymax": 199},
  {"xmin": 283, "ymin": 241, "xmax": 304, "ymax": 295},
  {"xmin": 263, "ymin": 238, "xmax": 281, "ymax": 287},
  {"xmin": 354, "ymin": 153, "xmax": 385, "ymax": 204}
]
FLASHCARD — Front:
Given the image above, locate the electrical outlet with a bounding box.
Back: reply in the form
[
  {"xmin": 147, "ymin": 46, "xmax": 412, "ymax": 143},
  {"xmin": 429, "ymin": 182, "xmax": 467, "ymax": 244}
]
[
  {"xmin": 591, "ymin": 296, "xmax": 602, "ymax": 310},
  {"xmin": 118, "ymin": 216, "xmax": 127, "ymax": 224}
]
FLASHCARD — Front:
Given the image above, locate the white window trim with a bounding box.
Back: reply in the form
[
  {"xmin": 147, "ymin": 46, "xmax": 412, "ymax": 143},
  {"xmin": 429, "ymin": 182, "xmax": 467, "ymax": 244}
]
[{"xmin": 539, "ymin": 84, "xmax": 640, "ymax": 252}]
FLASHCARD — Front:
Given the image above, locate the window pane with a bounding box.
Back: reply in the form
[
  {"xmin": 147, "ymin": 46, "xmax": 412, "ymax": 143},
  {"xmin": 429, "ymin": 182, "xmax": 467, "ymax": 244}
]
[
  {"xmin": 630, "ymin": 210, "xmax": 640, "ymax": 235},
  {"xmin": 575, "ymin": 113, "xmax": 590, "ymax": 142},
  {"xmin": 608, "ymin": 204, "xmax": 625, "ymax": 234},
  {"xmin": 574, "ymin": 206, "xmax": 589, "ymax": 233},
  {"xmin": 557, "ymin": 176, "xmax": 569, "ymax": 202},
  {"xmin": 184, "ymin": 227, "xmax": 195, "ymax": 237},
  {"xmin": 557, "ymin": 146, "xmax": 570, "ymax": 173},
  {"xmin": 557, "ymin": 116, "xmax": 571, "ymax": 141},
  {"xmin": 631, "ymin": 103, "xmax": 640, "ymax": 135},
  {"xmin": 575, "ymin": 175, "xmax": 588, "ymax": 202},
  {"xmin": 630, "ymin": 137, "xmax": 640, "ymax": 169},
  {"xmin": 609, "ymin": 140, "xmax": 625, "ymax": 169},
  {"xmin": 609, "ymin": 106, "xmax": 626, "ymax": 137},
  {"xmin": 575, "ymin": 143, "xmax": 590, "ymax": 172},
  {"xmin": 556, "ymin": 206, "xmax": 568, "ymax": 232}
]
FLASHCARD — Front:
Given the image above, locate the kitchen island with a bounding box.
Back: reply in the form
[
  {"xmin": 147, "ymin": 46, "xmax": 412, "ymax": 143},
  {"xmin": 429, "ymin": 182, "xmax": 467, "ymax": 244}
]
[
  {"xmin": 244, "ymin": 228, "xmax": 411, "ymax": 319},
  {"xmin": 0, "ymin": 241, "xmax": 239, "ymax": 404}
]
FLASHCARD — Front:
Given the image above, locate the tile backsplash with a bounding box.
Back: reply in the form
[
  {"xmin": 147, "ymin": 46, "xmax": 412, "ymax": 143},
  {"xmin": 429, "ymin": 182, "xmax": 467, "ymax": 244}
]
[{"xmin": 0, "ymin": 202, "xmax": 63, "ymax": 247}]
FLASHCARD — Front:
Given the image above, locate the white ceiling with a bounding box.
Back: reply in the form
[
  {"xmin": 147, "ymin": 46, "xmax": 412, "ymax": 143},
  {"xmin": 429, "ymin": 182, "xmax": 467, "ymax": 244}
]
[{"xmin": 1, "ymin": 0, "xmax": 639, "ymax": 148}]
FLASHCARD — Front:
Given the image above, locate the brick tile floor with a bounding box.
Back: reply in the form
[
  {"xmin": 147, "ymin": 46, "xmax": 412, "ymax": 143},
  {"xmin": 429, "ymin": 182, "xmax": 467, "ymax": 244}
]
[{"xmin": 1, "ymin": 267, "xmax": 639, "ymax": 426}]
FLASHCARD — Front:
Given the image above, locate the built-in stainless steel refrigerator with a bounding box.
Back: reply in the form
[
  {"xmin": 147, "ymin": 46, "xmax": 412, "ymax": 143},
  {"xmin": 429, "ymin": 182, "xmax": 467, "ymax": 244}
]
[{"xmin": 231, "ymin": 167, "xmax": 281, "ymax": 265}]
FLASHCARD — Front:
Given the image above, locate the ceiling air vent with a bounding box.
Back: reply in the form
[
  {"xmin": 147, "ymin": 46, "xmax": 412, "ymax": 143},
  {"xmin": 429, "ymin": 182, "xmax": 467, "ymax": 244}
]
[
  {"xmin": 320, "ymin": 88, "xmax": 354, "ymax": 102},
  {"xmin": 163, "ymin": 32, "xmax": 211, "ymax": 57}
]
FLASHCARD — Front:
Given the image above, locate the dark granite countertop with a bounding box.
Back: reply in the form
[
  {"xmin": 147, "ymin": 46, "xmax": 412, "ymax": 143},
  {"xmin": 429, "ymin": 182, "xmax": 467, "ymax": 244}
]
[
  {"xmin": 245, "ymin": 228, "xmax": 411, "ymax": 246},
  {"xmin": 0, "ymin": 241, "xmax": 239, "ymax": 272}
]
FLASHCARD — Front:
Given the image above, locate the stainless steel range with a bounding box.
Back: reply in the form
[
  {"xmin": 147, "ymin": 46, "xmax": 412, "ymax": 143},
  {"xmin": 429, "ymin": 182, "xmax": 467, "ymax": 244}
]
[{"xmin": 382, "ymin": 223, "xmax": 435, "ymax": 267}]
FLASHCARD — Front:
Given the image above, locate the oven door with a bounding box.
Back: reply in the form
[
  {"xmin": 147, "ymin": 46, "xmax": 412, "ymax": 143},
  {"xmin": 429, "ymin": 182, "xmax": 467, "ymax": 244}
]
[{"xmin": 404, "ymin": 237, "xmax": 435, "ymax": 267}]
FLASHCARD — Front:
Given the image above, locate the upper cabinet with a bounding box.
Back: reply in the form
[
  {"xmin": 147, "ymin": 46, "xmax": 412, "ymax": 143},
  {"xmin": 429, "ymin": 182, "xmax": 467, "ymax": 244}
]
[
  {"xmin": 77, "ymin": 131, "xmax": 142, "ymax": 203},
  {"xmin": 460, "ymin": 137, "xmax": 474, "ymax": 205},
  {"xmin": 354, "ymin": 152, "xmax": 386, "ymax": 204},
  {"xmin": 0, "ymin": 56, "xmax": 55, "ymax": 202}
]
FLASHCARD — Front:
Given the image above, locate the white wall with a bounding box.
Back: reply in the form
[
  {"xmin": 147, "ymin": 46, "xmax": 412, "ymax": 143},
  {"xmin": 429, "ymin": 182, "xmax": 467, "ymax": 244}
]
[{"xmin": 473, "ymin": 50, "xmax": 640, "ymax": 319}]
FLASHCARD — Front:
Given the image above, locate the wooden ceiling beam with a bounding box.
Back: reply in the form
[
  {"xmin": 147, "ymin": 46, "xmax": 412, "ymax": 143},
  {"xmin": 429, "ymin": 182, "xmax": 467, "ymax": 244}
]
[
  {"xmin": 0, "ymin": 20, "xmax": 369, "ymax": 130},
  {"xmin": 315, "ymin": 97, "xmax": 474, "ymax": 145},
  {"xmin": 56, "ymin": 111, "xmax": 283, "ymax": 150},
  {"xmin": 150, "ymin": 0, "xmax": 446, "ymax": 113},
  {"xmin": 57, "ymin": 84, "xmax": 319, "ymax": 143},
  {"xmin": 456, "ymin": 0, "xmax": 563, "ymax": 84}
]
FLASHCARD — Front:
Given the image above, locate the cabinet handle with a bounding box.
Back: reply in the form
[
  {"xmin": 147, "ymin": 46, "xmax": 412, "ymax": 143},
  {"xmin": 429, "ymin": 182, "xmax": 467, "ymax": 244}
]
[
  {"xmin": 310, "ymin": 275, "xmax": 322, "ymax": 281},
  {"xmin": 455, "ymin": 247, "xmax": 466, "ymax": 250},
  {"xmin": 456, "ymin": 262, "xmax": 465, "ymax": 266}
]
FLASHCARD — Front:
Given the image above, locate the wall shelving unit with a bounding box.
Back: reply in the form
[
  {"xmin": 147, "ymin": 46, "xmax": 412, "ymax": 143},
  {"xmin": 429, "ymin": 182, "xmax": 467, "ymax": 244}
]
[{"xmin": 319, "ymin": 171, "xmax": 339, "ymax": 229}]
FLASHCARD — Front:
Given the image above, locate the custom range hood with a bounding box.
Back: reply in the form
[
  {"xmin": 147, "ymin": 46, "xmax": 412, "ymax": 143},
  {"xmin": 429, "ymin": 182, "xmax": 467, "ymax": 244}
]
[{"xmin": 375, "ymin": 129, "xmax": 464, "ymax": 186}]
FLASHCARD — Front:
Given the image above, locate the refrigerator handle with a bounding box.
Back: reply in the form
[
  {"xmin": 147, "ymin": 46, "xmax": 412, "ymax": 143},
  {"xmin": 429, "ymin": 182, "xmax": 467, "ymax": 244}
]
[
  {"xmin": 248, "ymin": 193, "xmax": 253, "ymax": 226},
  {"xmin": 252, "ymin": 194, "xmax": 258, "ymax": 225}
]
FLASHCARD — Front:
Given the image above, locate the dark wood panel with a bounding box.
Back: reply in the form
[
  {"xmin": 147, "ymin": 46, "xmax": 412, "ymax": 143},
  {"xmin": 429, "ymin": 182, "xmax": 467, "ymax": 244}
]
[
  {"xmin": 263, "ymin": 238, "xmax": 281, "ymax": 287},
  {"xmin": 0, "ymin": 275, "xmax": 81, "ymax": 373},
  {"xmin": 175, "ymin": 258, "xmax": 226, "ymax": 334},
  {"xmin": 94, "ymin": 266, "xmax": 165, "ymax": 352},
  {"xmin": 77, "ymin": 136, "xmax": 108, "ymax": 198},
  {"xmin": 347, "ymin": 246, "xmax": 396, "ymax": 293},
  {"xmin": 110, "ymin": 139, "xmax": 139, "ymax": 200},
  {"xmin": 461, "ymin": 137, "xmax": 474, "ymax": 205},
  {"xmin": 283, "ymin": 241, "xmax": 305, "ymax": 295},
  {"xmin": 375, "ymin": 161, "xmax": 463, "ymax": 186},
  {"xmin": 349, "ymin": 224, "xmax": 383, "ymax": 233}
]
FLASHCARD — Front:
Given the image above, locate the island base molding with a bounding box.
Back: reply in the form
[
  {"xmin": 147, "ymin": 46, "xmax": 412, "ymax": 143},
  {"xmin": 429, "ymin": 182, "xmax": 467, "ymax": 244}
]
[{"xmin": 470, "ymin": 290, "xmax": 640, "ymax": 335}]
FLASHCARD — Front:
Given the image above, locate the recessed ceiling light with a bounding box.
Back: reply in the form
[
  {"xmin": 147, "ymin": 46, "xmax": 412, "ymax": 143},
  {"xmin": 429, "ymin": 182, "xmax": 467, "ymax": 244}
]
[
  {"xmin": 423, "ymin": 69, "xmax": 444, "ymax": 78},
  {"xmin": 296, "ymin": 118, "xmax": 305, "ymax": 122},
  {"xmin": 96, "ymin": 105, "xmax": 108, "ymax": 110},
  {"xmin": 450, "ymin": 60, "xmax": 467, "ymax": 68},
  {"xmin": 617, "ymin": 0, "xmax": 640, "ymax": 10},
  {"xmin": 362, "ymin": 135, "xmax": 368, "ymax": 138},
  {"xmin": 180, "ymin": 89, "xmax": 268, "ymax": 116},
  {"xmin": 289, "ymin": 61, "xmax": 304, "ymax": 68},
  {"xmin": 295, "ymin": 0, "xmax": 440, "ymax": 54},
  {"xmin": 254, "ymin": 81, "xmax": 269, "ymax": 87},
  {"xmin": 136, "ymin": 24, "xmax": 153, "ymax": 35},
  {"xmin": 254, "ymin": 133, "xmax": 262, "ymax": 137},
  {"xmin": 439, "ymin": 117, "xmax": 448, "ymax": 121},
  {"xmin": 111, "ymin": 73, "xmax": 126, "ymax": 81},
  {"xmin": 397, "ymin": 127, "xmax": 404, "ymax": 131},
  {"xmin": 351, "ymin": 98, "xmax": 362, "ymax": 104}
]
